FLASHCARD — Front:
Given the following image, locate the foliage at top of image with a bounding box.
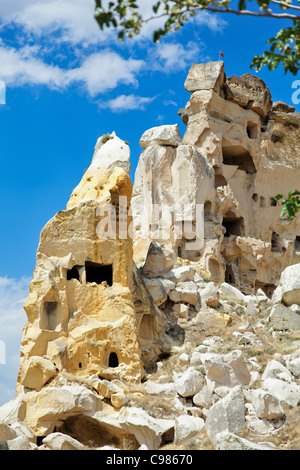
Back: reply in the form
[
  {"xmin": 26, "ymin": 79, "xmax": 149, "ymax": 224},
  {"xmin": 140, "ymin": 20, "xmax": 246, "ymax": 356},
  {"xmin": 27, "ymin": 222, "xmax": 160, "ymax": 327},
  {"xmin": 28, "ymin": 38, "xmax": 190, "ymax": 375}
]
[{"xmin": 94, "ymin": 0, "xmax": 300, "ymax": 75}]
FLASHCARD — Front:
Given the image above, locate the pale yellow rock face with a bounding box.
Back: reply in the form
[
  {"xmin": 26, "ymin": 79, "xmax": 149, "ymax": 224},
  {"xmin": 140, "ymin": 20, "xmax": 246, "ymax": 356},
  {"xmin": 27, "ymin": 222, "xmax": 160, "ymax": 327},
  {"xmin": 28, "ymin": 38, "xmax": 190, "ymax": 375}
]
[
  {"xmin": 132, "ymin": 61, "xmax": 300, "ymax": 296},
  {"xmin": 17, "ymin": 134, "xmax": 165, "ymax": 400}
]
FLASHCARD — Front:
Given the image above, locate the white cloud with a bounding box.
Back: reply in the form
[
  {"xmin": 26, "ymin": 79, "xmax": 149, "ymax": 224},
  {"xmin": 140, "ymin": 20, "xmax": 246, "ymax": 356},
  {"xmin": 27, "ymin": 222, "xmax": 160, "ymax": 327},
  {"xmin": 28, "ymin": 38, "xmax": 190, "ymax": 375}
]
[
  {"xmin": 69, "ymin": 52, "xmax": 144, "ymax": 96},
  {"xmin": 0, "ymin": 45, "xmax": 144, "ymax": 96},
  {"xmin": 194, "ymin": 10, "xmax": 227, "ymax": 32},
  {"xmin": 0, "ymin": 44, "xmax": 67, "ymax": 88},
  {"xmin": 0, "ymin": 276, "xmax": 30, "ymax": 406},
  {"xmin": 153, "ymin": 41, "xmax": 203, "ymax": 72},
  {"xmin": 0, "ymin": 0, "xmax": 102, "ymax": 46},
  {"xmin": 99, "ymin": 94, "xmax": 156, "ymax": 112}
]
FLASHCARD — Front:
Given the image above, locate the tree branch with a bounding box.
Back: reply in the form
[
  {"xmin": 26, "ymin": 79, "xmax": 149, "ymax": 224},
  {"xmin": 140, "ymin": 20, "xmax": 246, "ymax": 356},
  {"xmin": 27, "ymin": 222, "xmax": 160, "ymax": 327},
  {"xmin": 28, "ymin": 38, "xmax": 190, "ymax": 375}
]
[
  {"xmin": 143, "ymin": 4, "xmax": 300, "ymax": 24},
  {"xmin": 269, "ymin": 0, "xmax": 300, "ymax": 12}
]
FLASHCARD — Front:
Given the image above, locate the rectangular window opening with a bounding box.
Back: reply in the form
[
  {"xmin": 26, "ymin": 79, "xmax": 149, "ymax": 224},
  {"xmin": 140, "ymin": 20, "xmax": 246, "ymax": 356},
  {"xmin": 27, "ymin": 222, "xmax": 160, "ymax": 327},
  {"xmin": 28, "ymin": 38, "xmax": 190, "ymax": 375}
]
[
  {"xmin": 222, "ymin": 215, "xmax": 244, "ymax": 237},
  {"xmin": 41, "ymin": 302, "xmax": 58, "ymax": 331}
]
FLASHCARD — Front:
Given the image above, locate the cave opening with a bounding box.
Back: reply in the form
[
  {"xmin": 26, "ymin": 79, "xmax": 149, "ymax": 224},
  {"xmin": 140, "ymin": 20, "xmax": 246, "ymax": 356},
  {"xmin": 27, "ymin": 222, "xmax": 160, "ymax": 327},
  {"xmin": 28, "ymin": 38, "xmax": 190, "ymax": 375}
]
[
  {"xmin": 85, "ymin": 261, "xmax": 113, "ymax": 286},
  {"xmin": 222, "ymin": 146, "xmax": 256, "ymax": 174},
  {"xmin": 222, "ymin": 214, "xmax": 244, "ymax": 237},
  {"xmin": 108, "ymin": 352, "xmax": 119, "ymax": 368}
]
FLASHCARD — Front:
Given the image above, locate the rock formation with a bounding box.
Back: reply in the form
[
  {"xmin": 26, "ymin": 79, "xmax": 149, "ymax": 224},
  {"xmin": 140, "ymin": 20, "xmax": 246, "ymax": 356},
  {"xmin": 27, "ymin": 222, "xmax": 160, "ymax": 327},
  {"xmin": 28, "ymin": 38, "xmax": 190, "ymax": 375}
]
[
  {"xmin": 132, "ymin": 61, "xmax": 300, "ymax": 296},
  {"xmin": 1, "ymin": 61, "xmax": 300, "ymax": 451},
  {"xmin": 17, "ymin": 132, "xmax": 166, "ymax": 393}
]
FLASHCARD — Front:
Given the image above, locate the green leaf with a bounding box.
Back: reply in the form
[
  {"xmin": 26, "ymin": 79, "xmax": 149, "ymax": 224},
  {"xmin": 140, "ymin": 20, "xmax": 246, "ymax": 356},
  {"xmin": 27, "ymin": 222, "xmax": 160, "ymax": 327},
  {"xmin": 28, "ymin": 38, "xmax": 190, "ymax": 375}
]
[
  {"xmin": 153, "ymin": 28, "xmax": 166, "ymax": 42},
  {"xmin": 153, "ymin": 1, "xmax": 161, "ymax": 14},
  {"xmin": 239, "ymin": 0, "xmax": 246, "ymax": 10}
]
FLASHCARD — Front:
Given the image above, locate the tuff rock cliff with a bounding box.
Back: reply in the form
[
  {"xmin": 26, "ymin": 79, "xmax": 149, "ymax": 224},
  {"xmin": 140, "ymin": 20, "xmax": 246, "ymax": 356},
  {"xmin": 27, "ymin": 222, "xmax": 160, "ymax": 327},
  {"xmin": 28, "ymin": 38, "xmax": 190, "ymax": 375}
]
[{"xmin": 1, "ymin": 62, "xmax": 300, "ymax": 451}]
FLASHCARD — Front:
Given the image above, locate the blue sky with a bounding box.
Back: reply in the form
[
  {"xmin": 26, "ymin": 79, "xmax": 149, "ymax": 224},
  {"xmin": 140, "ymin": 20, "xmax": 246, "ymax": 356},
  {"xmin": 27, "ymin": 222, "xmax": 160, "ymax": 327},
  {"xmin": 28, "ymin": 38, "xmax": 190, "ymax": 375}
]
[{"xmin": 0, "ymin": 0, "xmax": 299, "ymax": 404}]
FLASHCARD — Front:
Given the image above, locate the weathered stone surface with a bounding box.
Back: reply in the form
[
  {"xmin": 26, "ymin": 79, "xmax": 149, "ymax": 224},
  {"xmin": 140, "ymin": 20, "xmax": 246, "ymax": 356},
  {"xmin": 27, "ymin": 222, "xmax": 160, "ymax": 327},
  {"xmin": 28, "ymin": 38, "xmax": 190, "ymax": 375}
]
[
  {"xmin": 261, "ymin": 359, "xmax": 292, "ymax": 382},
  {"xmin": 174, "ymin": 367, "xmax": 205, "ymax": 397},
  {"xmin": 169, "ymin": 281, "xmax": 199, "ymax": 306},
  {"xmin": 132, "ymin": 61, "xmax": 300, "ymax": 295},
  {"xmin": 22, "ymin": 385, "xmax": 103, "ymax": 435},
  {"xmin": 163, "ymin": 266, "xmax": 196, "ymax": 283},
  {"xmin": 271, "ymin": 101, "xmax": 295, "ymax": 114},
  {"xmin": 139, "ymin": 124, "xmax": 182, "ymax": 149},
  {"xmin": 142, "ymin": 242, "xmax": 177, "ymax": 279},
  {"xmin": 184, "ymin": 61, "xmax": 225, "ymax": 94},
  {"xmin": 172, "ymin": 303, "xmax": 189, "ymax": 319},
  {"xmin": 42, "ymin": 432, "xmax": 85, "ymax": 450},
  {"xmin": 268, "ymin": 304, "xmax": 300, "ymax": 331},
  {"xmin": 116, "ymin": 407, "xmax": 175, "ymax": 450},
  {"xmin": 250, "ymin": 389, "xmax": 284, "ymax": 420},
  {"xmin": 21, "ymin": 356, "xmax": 57, "ymax": 389},
  {"xmin": 225, "ymin": 74, "xmax": 272, "ymax": 116},
  {"xmin": 16, "ymin": 133, "xmax": 167, "ymax": 406},
  {"xmin": 280, "ymin": 263, "xmax": 300, "ymax": 306},
  {"xmin": 4, "ymin": 59, "xmax": 300, "ymax": 452},
  {"xmin": 144, "ymin": 278, "xmax": 169, "ymax": 306},
  {"xmin": 219, "ymin": 283, "xmax": 246, "ymax": 302},
  {"xmin": 7, "ymin": 435, "xmax": 37, "ymax": 450},
  {"xmin": 0, "ymin": 423, "xmax": 19, "ymax": 441},
  {"xmin": 200, "ymin": 282, "xmax": 219, "ymax": 308},
  {"xmin": 193, "ymin": 380, "xmax": 215, "ymax": 408},
  {"xmin": 92, "ymin": 132, "xmax": 131, "ymax": 174},
  {"xmin": 205, "ymin": 386, "xmax": 245, "ymax": 443},
  {"xmin": 199, "ymin": 350, "xmax": 251, "ymax": 387},
  {"xmin": 262, "ymin": 378, "xmax": 300, "ymax": 407}
]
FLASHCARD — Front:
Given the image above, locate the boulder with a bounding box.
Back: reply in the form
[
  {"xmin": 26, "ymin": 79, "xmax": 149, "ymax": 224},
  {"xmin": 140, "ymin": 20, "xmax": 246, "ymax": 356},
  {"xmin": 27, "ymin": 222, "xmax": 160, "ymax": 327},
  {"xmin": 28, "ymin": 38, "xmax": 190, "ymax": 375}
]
[
  {"xmin": 219, "ymin": 283, "xmax": 246, "ymax": 302},
  {"xmin": 172, "ymin": 303, "xmax": 189, "ymax": 319},
  {"xmin": 216, "ymin": 432, "xmax": 277, "ymax": 450},
  {"xmin": 249, "ymin": 389, "xmax": 284, "ymax": 420},
  {"xmin": 116, "ymin": 407, "xmax": 175, "ymax": 450},
  {"xmin": 271, "ymin": 101, "xmax": 295, "ymax": 114},
  {"xmin": 193, "ymin": 380, "xmax": 215, "ymax": 408},
  {"xmin": 174, "ymin": 367, "xmax": 205, "ymax": 397},
  {"xmin": 225, "ymin": 73, "xmax": 272, "ymax": 116},
  {"xmin": 163, "ymin": 266, "xmax": 196, "ymax": 283},
  {"xmin": 111, "ymin": 392, "xmax": 129, "ymax": 409},
  {"xmin": 143, "ymin": 278, "xmax": 169, "ymax": 306},
  {"xmin": 42, "ymin": 432, "xmax": 86, "ymax": 450},
  {"xmin": 205, "ymin": 386, "xmax": 245, "ymax": 444},
  {"xmin": 169, "ymin": 281, "xmax": 199, "ymax": 306},
  {"xmin": 174, "ymin": 415, "xmax": 205, "ymax": 443},
  {"xmin": 279, "ymin": 263, "xmax": 300, "ymax": 306},
  {"xmin": 261, "ymin": 359, "xmax": 292, "ymax": 382},
  {"xmin": 144, "ymin": 381, "xmax": 177, "ymax": 395},
  {"xmin": 263, "ymin": 378, "xmax": 300, "ymax": 407},
  {"xmin": 21, "ymin": 356, "xmax": 57, "ymax": 389},
  {"xmin": 184, "ymin": 61, "xmax": 225, "ymax": 94},
  {"xmin": 7, "ymin": 435, "xmax": 37, "ymax": 450},
  {"xmin": 139, "ymin": 124, "xmax": 182, "ymax": 149},
  {"xmin": 268, "ymin": 304, "xmax": 300, "ymax": 331},
  {"xmin": 22, "ymin": 385, "xmax": 103, "ymax": 435},
  {"xmin": 284, "ymin": 353, "xmax": 300, "ymax": 378},
  {"xmin": 142, "ymin": 242, "xmax": 177, "ymax": 278},
  {"xmin": 92, "ymin": 379, "xmax": 124, "ymax": 398},
  {"xmin": 199, "ymin": 350, "xmax": 251, "ymax": 387},
  {"xmin": 0, "ymin": 423, "xmax": 19, "ymax": 441},
  {"xmin": 199, "ymin": 282, "xmax": 219, "ymax": 308}
]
